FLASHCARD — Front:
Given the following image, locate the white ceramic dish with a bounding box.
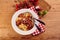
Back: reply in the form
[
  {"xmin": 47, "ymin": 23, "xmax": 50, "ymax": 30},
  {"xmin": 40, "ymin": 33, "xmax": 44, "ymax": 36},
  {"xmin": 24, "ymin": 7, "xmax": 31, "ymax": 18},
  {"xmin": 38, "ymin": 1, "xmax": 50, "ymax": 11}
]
[{"xmin": 11, "ymin": 9, "xmax": 39, "ymax": 35}]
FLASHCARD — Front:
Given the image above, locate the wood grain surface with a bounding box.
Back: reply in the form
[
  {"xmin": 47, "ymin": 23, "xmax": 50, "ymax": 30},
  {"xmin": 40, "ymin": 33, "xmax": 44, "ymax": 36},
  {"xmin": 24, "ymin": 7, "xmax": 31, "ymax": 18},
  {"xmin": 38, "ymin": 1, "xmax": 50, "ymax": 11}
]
[{"xmin": 0, "ymin": 0, "xmax": 60, "ymax": 40}]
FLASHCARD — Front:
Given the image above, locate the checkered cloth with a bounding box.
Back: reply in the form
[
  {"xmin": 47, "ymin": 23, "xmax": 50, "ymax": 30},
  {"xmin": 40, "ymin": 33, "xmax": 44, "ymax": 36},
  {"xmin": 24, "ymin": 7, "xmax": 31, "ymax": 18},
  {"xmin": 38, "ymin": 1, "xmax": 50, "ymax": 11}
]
[
  {"xmin": 29, "ymin": 6, "xmax": 45, "ymax": 36},
  {"xmin": 32, "ymin": 23, "xmax": 45, "ymax": 36}
]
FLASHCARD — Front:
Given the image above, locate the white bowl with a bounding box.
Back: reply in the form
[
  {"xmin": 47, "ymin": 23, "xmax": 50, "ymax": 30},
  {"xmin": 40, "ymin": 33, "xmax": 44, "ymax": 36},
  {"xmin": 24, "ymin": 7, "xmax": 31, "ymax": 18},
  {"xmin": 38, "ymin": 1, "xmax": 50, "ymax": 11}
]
[{"xmin": 11, "ymin": 9, "xmax": 39, "ymax": 35}]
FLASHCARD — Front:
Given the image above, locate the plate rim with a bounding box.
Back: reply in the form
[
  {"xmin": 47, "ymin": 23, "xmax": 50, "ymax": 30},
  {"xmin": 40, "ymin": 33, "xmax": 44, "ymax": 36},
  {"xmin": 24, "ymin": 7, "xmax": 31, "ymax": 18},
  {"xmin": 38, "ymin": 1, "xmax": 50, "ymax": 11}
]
[{"xmin": 11, "ymin": 9, "xmax": 39, "ymax": 35}]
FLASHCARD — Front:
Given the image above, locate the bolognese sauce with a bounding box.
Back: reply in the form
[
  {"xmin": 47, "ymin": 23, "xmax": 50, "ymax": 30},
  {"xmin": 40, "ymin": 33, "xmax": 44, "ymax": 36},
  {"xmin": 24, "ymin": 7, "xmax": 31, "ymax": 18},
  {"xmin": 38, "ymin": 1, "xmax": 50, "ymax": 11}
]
[{"xmin": 16, "ymin": 12, "xmax": 34, "ymax": 31}]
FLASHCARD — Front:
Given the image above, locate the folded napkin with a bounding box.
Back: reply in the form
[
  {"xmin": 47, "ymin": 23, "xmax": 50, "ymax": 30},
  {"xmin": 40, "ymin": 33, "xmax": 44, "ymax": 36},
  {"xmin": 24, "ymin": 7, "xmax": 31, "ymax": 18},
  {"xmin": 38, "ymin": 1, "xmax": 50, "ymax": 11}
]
[
  {"xmin": 16, "ymin": 5, "xmax": 45, "ymax": 36},
  {"xmin": 32, "ymin": 23, "xmax": 45, "ymax": 35},
  {"xmin": 29, "ymin": 6, "xmax": 45, "ymax": 36}
]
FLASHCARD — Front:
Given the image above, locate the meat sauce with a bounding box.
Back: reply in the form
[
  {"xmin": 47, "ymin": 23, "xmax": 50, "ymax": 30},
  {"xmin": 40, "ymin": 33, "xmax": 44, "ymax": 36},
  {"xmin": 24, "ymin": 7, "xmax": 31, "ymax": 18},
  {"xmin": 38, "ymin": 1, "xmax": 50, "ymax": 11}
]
[{"xmin": 16, "ymin": 12, "xmax": 34, "ymax": 31}]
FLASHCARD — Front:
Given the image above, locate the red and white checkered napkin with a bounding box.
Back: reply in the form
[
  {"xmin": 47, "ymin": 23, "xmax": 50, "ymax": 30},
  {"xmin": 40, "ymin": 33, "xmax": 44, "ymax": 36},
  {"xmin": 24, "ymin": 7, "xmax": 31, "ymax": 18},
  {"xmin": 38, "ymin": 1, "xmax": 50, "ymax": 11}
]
[
  {"xmin": 32, "ymin": 23, "xmax": 45, "ymax": 36},
  {"xmin": 29, "ymin": 6, "xmax": 45, "ymax": 36}
]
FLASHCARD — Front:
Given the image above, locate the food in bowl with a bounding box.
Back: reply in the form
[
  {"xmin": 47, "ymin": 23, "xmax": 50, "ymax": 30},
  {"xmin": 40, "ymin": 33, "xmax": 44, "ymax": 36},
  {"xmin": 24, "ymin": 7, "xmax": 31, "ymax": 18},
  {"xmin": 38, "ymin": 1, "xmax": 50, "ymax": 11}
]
[{"xmin": 16, "ymin": 12, "xmax": 34, "ymax": 31}]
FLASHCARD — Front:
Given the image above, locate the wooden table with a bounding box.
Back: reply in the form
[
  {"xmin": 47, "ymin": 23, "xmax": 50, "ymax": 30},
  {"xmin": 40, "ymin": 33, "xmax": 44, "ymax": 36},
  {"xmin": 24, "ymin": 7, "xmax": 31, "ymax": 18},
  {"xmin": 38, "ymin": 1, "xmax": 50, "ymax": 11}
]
[{"xmin": 0, "ymin": 0, "xmax": 60, "ymax": 40}]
